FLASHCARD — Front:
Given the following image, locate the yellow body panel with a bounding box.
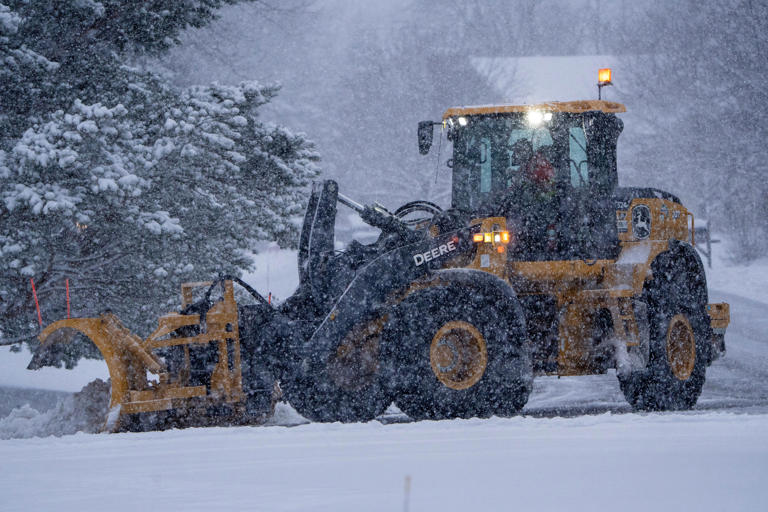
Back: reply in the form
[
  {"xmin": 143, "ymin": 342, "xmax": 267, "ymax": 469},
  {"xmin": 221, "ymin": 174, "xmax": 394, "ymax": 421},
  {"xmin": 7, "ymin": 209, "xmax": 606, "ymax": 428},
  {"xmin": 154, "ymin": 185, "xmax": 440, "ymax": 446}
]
[
  {"xmin": 617, "ymin": 198, "xmax": 691, "ymax": 244},
  {"xmin": 707, "ymin": 303, "xmax": 730, "ymax": 330},
  {"xmin": 467, "ymin": 217, "xmax": 510, "ymax": 277},
  {"xmin": 557, "ymin": 302, "xmax": 595, "ymax": 375},
  {"xmin": 454, "ymin": 206, "xmax": 729, "ymax": 376}
]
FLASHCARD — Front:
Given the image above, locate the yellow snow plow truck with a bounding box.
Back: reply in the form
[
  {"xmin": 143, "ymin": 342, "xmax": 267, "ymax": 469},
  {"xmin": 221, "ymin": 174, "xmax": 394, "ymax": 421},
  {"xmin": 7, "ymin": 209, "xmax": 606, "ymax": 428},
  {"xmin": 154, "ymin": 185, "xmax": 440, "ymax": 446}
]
[{"xmin": 34, "ymin": 88, "xmax": 730, "ymax": 431}]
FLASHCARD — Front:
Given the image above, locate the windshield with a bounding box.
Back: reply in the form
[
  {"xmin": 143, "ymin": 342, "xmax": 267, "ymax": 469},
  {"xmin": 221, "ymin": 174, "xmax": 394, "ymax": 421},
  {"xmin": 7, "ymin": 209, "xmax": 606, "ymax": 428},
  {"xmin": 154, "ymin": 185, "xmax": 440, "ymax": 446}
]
[{"xmin": 450, "ymin": 113, "xmax": 590, "ymax": 212}]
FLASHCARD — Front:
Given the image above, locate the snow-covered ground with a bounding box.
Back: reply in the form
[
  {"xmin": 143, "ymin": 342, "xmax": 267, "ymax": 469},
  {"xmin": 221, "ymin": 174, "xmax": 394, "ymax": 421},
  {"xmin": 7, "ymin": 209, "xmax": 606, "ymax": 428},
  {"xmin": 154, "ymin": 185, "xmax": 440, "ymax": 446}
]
[
  {"xmin": 1, "ymin": 411, "xmax": 766, "ymax": 511},
  {"xmin": 706, "ymin": 253, "xmax": 768, "ymax": 305},
  {"xmin": 1, "ymin": 235, "xmax": 767, "ymax": 510}
]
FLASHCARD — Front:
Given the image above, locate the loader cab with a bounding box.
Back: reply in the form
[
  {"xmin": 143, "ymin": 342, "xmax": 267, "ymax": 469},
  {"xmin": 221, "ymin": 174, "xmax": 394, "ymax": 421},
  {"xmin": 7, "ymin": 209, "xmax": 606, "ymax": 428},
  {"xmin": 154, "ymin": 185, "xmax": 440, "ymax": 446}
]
[{"xmin": 443, "ymin": 101, "xmax": 625, "ymax": 261}]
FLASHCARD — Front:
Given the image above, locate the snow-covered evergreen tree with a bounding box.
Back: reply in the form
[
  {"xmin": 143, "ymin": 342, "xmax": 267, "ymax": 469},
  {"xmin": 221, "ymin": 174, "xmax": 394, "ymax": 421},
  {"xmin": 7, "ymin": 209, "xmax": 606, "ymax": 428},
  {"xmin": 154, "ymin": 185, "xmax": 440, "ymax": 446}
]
[
  {"xmin": 0, "ymin": 3, "xmax": 58, "ymax": 147},
  {"xmin": 0, "ymin": 2, "xmax": 319, "ymax": 362}
]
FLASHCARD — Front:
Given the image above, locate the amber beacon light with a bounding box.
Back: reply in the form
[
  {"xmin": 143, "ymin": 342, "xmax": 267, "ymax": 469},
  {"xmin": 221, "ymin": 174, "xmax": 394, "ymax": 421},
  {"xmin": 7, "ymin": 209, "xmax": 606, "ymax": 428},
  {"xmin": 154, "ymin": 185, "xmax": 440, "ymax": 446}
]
[{"xmin": 597, "ymin": 68, "xmax": 613, "ymax": 100}]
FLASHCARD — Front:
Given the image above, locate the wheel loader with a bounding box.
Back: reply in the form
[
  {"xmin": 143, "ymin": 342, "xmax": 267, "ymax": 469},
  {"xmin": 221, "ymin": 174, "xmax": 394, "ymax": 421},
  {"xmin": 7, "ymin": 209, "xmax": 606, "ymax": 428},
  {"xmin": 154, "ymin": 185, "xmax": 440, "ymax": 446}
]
[{"xmin": 33, "ymin": 83, "xmax": 730, "ymax": 430}]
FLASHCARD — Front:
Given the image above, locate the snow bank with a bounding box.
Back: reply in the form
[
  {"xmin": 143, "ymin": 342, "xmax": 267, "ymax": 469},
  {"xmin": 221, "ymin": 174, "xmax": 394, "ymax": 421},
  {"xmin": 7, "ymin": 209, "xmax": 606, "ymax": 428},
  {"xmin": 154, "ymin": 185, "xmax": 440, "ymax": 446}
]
[
  {"xmin": 0, "ymin": 381, "xmax": 311, "ymax": 439},
  {"xmin": 705, "ymin": 244, "xmax": 768, "ymax": 305},
  {"xmin": 0, "ymin": 379, "xmax": 108, "ymax": 440},
  {"xmin": 263, "ymin": 401, "xmax": 309, "ymax": 427}
]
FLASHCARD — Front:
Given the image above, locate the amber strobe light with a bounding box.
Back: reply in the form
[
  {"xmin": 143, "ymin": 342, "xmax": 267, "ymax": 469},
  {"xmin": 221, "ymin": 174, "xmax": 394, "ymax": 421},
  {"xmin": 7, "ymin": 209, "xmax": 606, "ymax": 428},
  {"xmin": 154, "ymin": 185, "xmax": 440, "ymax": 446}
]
[{"xmin": 597, "ymin": 68, "xmax": 613, "ymax": 100}]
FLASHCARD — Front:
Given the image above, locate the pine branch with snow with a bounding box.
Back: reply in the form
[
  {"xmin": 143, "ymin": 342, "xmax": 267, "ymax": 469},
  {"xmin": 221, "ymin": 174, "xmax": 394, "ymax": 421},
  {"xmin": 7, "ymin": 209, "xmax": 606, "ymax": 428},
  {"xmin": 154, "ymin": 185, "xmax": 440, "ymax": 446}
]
[{"xmin": 0, "ymin": 2, "xmax": 319, "ymax": 363}]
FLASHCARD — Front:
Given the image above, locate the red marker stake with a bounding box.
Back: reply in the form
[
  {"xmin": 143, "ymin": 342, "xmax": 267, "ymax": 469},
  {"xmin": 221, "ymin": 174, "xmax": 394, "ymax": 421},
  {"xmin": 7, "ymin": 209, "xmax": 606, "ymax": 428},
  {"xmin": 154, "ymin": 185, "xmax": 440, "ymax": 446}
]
[
  {"xmin": 66, "ymin": 279, "xmax": 70, "ymax": 319},
  {"xmin": 30, "ymin": 278, "xmax": 42, "ymax": 327}
]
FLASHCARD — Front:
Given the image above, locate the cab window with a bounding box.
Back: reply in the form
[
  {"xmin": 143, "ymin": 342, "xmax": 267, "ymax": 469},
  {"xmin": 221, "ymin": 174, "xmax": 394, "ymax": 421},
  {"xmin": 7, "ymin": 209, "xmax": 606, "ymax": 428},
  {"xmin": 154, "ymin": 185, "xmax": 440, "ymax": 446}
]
[{"xmin": 569, "ymin": 126, "xmax": 588, "ymax": 187}]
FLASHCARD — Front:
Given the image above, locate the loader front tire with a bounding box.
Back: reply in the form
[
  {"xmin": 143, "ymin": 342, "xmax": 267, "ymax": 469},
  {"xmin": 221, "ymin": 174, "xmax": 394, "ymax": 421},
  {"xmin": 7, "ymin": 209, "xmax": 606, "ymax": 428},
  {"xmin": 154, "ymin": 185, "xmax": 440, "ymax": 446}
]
[
  {"xmin": 618, "ymin": 251, "xmax": 711, "ymax": 410},
  {"xmin": 384, "ymin": 285, "xmax": 532, "ymax": 420},
  {"xmin": 283, "ymin": 317, "xmax": 394, "ymax": 423}
]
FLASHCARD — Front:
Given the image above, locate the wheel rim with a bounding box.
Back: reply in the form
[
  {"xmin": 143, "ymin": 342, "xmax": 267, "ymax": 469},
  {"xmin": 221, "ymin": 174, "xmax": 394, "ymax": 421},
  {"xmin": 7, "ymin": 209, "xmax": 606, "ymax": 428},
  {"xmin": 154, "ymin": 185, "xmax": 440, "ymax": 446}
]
[
  {"xmin": 327, "ymin": 318, "xmax": 384, "ymax": 391},
  {"xmin": 430, "ymin": 321, "xmax": 487, "ymax": 390},
  {"xmin": 666, "ymin": 314, "xmax": 696, "ymax": 381}
]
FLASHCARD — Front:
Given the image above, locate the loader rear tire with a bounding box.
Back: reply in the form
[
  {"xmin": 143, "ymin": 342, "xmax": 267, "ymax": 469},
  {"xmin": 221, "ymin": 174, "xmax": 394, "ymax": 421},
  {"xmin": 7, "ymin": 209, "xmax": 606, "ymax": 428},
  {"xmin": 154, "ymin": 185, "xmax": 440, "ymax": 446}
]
[
  {"xmin": 383, "ymin": 285, "xmax": 532, "ymax": 420},
  {"xmin": 618, "ymin": 251, "xmax": 711, "ymax": 410}
]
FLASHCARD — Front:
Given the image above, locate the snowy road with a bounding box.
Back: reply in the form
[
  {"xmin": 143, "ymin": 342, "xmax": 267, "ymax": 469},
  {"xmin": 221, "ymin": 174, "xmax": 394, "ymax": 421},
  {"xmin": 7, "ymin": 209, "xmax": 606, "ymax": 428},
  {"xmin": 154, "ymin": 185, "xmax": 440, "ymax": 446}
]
[
  {"xmin": 697, "ymin": 290, "xmax": 768, "ymax": 411},
  {"xmin": 1, "ymin": 411, "xmax": 766, "ymax": 511}
]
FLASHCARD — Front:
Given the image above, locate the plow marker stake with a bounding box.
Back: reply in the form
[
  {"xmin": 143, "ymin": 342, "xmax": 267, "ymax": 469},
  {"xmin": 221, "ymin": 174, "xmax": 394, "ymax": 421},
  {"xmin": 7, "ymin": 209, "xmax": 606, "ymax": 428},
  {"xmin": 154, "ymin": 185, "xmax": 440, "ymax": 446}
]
[{"xmin": 30, "ymin": 278, "xmax": 42, "ymax": 327}]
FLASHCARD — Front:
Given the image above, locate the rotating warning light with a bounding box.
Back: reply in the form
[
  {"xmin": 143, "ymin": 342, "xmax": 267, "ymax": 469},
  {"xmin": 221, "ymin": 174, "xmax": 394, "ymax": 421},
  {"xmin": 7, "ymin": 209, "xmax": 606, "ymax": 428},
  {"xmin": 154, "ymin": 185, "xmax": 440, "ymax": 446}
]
[
  {"xmin": 597, "ymin": 68, "xmax": 614, "ymax": 100},
  {"xmin": 473, "ymin": 233, "xmax": 484, "ymax": 242},
  {"xmin": 598, "ymin": 68, "xmax": 612, "ymax": 85}
]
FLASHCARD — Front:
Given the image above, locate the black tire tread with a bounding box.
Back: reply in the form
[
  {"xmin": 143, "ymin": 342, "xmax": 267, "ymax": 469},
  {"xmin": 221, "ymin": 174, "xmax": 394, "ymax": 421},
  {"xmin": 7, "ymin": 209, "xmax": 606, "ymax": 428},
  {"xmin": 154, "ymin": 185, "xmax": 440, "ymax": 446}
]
[
  {"xmin": 618, "ymin": 250, "xmax": 711, "ymax": 411},
  {"xmin": 382, "ymin": 285, "xmax": 532, "ymax": 420}
]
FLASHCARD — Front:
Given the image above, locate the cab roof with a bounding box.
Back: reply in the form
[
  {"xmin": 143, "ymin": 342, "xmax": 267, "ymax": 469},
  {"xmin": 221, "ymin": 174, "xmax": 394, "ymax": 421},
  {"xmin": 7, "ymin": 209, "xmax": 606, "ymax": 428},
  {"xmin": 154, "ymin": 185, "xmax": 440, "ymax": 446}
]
[{"xmin": 442, "ymin": 100, "xmax": 626, "ymax": 119}]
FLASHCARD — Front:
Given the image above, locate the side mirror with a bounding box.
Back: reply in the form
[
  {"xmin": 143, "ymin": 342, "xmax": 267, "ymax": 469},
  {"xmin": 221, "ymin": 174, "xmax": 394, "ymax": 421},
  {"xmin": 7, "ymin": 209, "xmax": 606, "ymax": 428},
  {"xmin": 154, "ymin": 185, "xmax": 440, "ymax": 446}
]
[{"xmin": 417, "ymin": 121, "xmax": 434, "ymax": 155}]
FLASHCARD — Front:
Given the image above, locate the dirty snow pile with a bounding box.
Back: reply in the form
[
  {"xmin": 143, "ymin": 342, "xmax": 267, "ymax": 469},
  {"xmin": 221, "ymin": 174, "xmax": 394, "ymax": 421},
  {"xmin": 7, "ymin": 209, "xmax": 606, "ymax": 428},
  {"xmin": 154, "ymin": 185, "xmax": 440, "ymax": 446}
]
[
  {"xmin": 0, "ymin": 379, "xmax": 307, "ymax": 438},
  {"xmin": 0, "ymin": 379, "xmax": 109, "ymax": 440}
]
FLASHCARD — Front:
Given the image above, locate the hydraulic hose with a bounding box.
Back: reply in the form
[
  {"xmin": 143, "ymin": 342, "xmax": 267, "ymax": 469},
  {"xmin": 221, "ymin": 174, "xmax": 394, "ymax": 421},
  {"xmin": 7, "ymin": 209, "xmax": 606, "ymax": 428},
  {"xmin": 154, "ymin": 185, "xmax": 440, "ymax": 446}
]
[{"xmin": 203, "ymin": 274, "xmax": 271, "ymax": 308}]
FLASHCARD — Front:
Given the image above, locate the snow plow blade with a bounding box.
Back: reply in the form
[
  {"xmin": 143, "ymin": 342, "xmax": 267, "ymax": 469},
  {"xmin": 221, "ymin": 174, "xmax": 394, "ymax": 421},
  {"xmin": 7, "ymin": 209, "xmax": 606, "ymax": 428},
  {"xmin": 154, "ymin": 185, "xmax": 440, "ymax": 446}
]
[
  {"xmin": 35, "ymin": 314, "xmax": 166, "ymax": 426},
  {"xmin": 31, "ymin": 280, "xmax": 277, "ymax": 432}
]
